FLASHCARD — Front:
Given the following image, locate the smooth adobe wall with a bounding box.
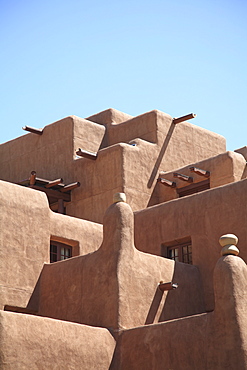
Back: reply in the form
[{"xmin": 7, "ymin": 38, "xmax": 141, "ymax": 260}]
[
  {"xmin": 67, "ymin": 143, "xmax": 125, "ymax": 223},
  {"xmin": 49, "ymin": 211, "xmax": 102, "ymax": 256},
  {"xmin": 134, "ymin": 178, "xmax": 247, "ymax": 311},
  {"xmin": 0, "ymin": 108, "xmax": 226, "ymax": 224},
  {"xmin": 88, "ymin": 109, "xmax": 226, "ymax": 158},
  {"xmin": 38, "ymin": 199, "xmax": 205, "ymax": 334},
  {"xmin": 0, "ymin": 116, "xmax": 105, "ymax": 185},
  {"xmin": 67, "ymin": 116, "xmax": 226, "ymax": 223},
  {"xmin": 0, "ymin": 180, "xmax": 103, "ymax": 310},
  {"xmin": 110, "ymin": 248, "xmax": 247, "ymax": 370},
  {"xmin": 0, "ymin": 311, "xmax": 115, "ymax": 370},
  {"xmin": 0, "ymin": 181, "xmax": 50, "ymax": 310}
]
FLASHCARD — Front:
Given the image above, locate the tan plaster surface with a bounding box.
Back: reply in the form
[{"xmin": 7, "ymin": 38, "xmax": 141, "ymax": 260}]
[
  {"xmin": 111, "ymin": 254, "xmax": 247, "ymax": 370},
  {"xmin": 38, "ymin": 201, "xmax": 205, "ymax": 333},
  {"xmin": 0, "ymin": 181, "xmax": 50, "ymax": 309},
  {"xmin": 49, "ymin": 211, "xmax": 102, "ymax": 255},
  {"xmin": 0, "ymin": 115, "xmax": 105, "ymax": 185},
  {"xmin": 0, "ymin": 180, "xmax": 103, "ymax": 310},
  {"xmin": 134, "ymin": 178, "xmax": 247, "ymax": 311},
  {"xmin": 0, "ymin": 311, "xmax": 115, "ymax": 370},
  {"xmin": 0, "ymin": 108, "xmax": 226, "ymax": 223}
]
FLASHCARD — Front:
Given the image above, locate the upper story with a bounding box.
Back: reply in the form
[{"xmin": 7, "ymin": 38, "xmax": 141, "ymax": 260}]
[{"xmin": 2, "ymin": 107, "xmax": 244, "ymax": 223}]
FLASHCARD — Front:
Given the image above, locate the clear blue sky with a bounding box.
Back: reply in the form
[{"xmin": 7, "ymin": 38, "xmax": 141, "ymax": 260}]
[{"xmin": 1, "ymin": 0, "xmax": 246, "ymax": 150}]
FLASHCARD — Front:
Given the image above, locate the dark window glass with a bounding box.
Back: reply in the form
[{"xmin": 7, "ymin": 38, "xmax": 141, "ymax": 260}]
[
  {"xmin": 167, "ymin": 243, "xmax": 192, "ymax": 264},
  {"xmin": 50, "ymin": 242, "xmax": 72, "ymax": 263}
]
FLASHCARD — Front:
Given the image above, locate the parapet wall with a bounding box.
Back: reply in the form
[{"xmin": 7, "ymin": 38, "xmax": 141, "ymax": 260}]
[
  {"xmin": 0, "ymin": 180, "xmax": 103, "ymax": 310},
  {"xmin": 0, "ymin": 311, "xmax": 115, "ymax": 370},
  {"xmin": 134, "ymin": 178, "xmax": 247, "ymax": 311},
  {"xmin": 110, "ymin": 252, "xmax": 247, "ymax": 369}
]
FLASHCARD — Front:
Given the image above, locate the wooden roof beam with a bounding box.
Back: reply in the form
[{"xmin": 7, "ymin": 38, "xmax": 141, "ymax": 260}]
[
  {"xmin": 76, "ymin": 148, "xmax": 97, "ymax": 160},
  {"xmin": 159, "ymin": 281, "xmax": 179, "ymax": 292},
  {"xmin": 22, "ymin": 126, "xmax": 43, "ymax": 135},
  {"xmin": 157, "ymin": 177, "xmax": 176, "ymax": 188},
  {"xmin": 173, "ymin": 172, "xmax": 193, "ymax": 183},
  {"xmin": 60, "ymin": 182, "xmax": 80, "ymax": 193},
  {"xmin": 45, "ymin": 178, "xmax": 63, "ymax": 188},
  {"xmin": 189, "ymin": 166, "xmax": 210, "ymax": 178},
  {"xmin": 29, "ymin": 185, "xmax": 71, "ymax": 201},
  {"xmin": 173, "ymin": 113, "xmax": 196, "ymax": 125}
]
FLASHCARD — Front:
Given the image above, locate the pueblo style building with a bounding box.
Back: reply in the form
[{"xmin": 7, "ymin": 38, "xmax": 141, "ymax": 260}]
[{"xmin": 1, "ymin": 108, "xmax": 247, "ymax": 369}]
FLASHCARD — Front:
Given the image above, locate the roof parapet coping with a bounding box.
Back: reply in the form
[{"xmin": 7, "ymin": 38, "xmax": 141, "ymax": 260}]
[
  {"xmin": 219, "ymin": 234, "xmax": 239, "ymax": 256},
  {"xmin": 113, "ymin": 192, "xmax": 126, "ymax": 203}
]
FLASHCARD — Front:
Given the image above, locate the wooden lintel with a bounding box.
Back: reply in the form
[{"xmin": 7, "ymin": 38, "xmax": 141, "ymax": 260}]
[
  {"xmin": 22, "ymin": 125, "xmax": 43, "ymax": 135},
  {"xmin": 60, "ymin": 182, "xmax": 80, "ymax": 193},
  {"xmin": 173, "ymin": 172, "xmax": 193, "ymax": 183},
  {"xmin": 189, "ymin": 166, "xmax": 210, "ymax": 178},
  {"xmin": 30, "ymin": 185, "xmax": 71, "ymax": 201},
  {"xmin": 45, "ymin": 178, "xmax": 63, "ymax": 188},
  {"xmin": 159, "ymin": 282, "xmax": 179, "ymax": 292},
  {"xmin": 157, "ymin": 177, "xmax": 176, "ymax": 188},
  {"xmin": 177, "ymin": 179, "xmax": 210, "ymax": 197},
  {"xmin": 76, "ymin": 148, "xmax": 97, "ymax": 160}
]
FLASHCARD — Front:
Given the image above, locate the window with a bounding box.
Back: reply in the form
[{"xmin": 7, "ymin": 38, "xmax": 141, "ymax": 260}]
[
  {"xmin": 50, "ymin": 241, "xmax": 72, "ymax": 263},
  {"xmin": 162, "ymin": 239, "xmax": 192, "ymax": 264}
]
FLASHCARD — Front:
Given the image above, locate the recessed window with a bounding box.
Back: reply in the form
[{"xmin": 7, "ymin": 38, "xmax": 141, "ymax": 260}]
[
  {"xmin": 162, "ymin": 239, "xmax": 192, "ymax": 264},
  {"xmin": 50, "ymin": 241, "xmax": 72, "ymax": 263}
]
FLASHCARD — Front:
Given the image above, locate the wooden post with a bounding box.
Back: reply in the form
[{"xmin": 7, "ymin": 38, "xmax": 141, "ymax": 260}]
[
  {"xmin": 29, "ymin": 171, "xmax": 36, "ymax": 185},
  {"xmin": 58, "ymin": 199, "xmax": 65, "ymax": 214}
]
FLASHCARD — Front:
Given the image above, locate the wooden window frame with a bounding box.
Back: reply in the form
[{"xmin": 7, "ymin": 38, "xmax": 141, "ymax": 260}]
[
  {"xmin": 162, "ymin": 239, "xmax": 192, "ymax": 265},
  {"xmin": 50, "ymin": 241, "xmax": 72, "ymax": 263}
]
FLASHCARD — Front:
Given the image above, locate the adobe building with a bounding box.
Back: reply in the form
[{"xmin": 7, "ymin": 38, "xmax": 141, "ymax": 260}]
[{"xmin": 1, "ymin": 108, "xmax": 247, "ymax": 369}]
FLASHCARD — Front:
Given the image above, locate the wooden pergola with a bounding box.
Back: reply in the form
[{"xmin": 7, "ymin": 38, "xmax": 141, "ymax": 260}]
[{"xmin": 18, "ymin": 171, "xmax": 80, "ymax": 214}]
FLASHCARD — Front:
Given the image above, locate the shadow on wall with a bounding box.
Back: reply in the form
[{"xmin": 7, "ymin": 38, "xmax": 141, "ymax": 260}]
[
  {"xmin": 145, "ymin": 260, "xmax": 206, "ymax": 325},
  {"xmin": 159, "ymin": 261, "xmax": 205, "ymax": 322},
  {"xmin": 145, "ymin": 287, "xmax": 163, "ymax": 325},
  {"xmin": 147, "ymin": 122, "xmax": 175, "ymax": 189}
]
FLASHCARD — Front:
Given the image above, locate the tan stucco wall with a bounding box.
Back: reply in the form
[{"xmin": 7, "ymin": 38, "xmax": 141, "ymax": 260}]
[
  {"xmin": 0, "ymin": 115, "xmax": 105, "ymax": 184},
  {"xmin": 38, "ymin": 201, "xmax": 205, "ymax": 334},
  {"xmin": 110, "ymin": 254, "xmax": 247, "ymax": 370},
  {"xmin": 0, "ymin": 181, "xmax": 50, "ymax": 310},
  {"xmin": 0, "ymin": 109, "xmax": 226, "ymax": 223},
  {"xmin": 0, "ymin": 311, "xmax": 115, "ymax": 370},
  {"xmin": 134, "ymin": 178, "xmax": 247, "ymax": 311},
  {"xmin": 0, "ymin": 180, "xmax": 103, "ymax": 310},
  {"xmin": 153, "ymin": 150, "xmax": 246, "ymax": 204}
]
